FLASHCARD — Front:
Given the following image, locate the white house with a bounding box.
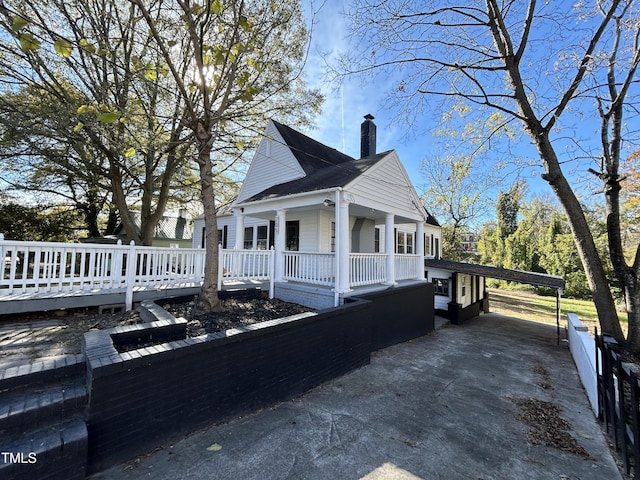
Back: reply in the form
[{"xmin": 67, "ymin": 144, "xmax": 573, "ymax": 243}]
[{"xmin": 193, "ymin": 115, "xmax": 442, "ymax": 309}]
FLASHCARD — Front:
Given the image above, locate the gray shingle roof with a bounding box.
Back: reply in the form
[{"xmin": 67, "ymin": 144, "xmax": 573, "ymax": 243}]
[
  {"xmin": 272, "ymin": 121, "xmax": 356, "ymax": 174},
  {"xmin": 243, "ymin": 150, "xmax": 390, "ymax": 202}
]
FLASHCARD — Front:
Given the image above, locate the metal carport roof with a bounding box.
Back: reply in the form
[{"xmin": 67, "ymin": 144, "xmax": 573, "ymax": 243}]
[{"xmin": 423, "ymin": 258, "xmax": 565, "ymax": 290}]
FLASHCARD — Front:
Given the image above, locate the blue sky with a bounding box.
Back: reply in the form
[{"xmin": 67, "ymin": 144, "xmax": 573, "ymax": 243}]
[
  {"xmin": 301, "ymin": 0, "xmax": 431, "ymax": 190},
  {"xmin": 297, "ymin": 0, "xmax": 620, "ymax": 218},
  {"xmin": 298, "ymin": 0, "xmax": 539, "ymax": 208}
]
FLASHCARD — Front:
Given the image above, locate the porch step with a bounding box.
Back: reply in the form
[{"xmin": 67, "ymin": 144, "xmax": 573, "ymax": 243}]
[
  {"xmin": 0, "ymin": 417, "xmax": 87, "ymax": 480},
  {"xmin": 0, "ymin": 355, "xmax": 88, "ymax": 479},
  {"xmin": 0, "ymin": 378, "xmax": 88, "ymax": 439}
]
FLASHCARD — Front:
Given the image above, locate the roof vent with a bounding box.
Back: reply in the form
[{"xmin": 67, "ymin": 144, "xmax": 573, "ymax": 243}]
[{"xmin": 360, "ymin": 114, "xmax": 376, "ymax": 158}]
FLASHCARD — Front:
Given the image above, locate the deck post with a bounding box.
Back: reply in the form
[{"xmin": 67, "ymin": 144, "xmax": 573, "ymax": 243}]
[
  {"xmin": 337, "ymin": 190, "xmax": 352, "ymax": 295},
  {"xmin": 274, "ymin": 209, "xmax": 286, "ymax": 282},
  {"xmin": 124, "ymin": 240, "xmax": 136, "ymax": 311},
  {"xmin": 385, "ymin": 213, "xmax": 396, "ymax": 285},
  {"xmin": 416, "ymin": 221, "xmax": 424, "ymax": 279},
  {"xmin": 269, "ymin": 246, "xmax": 275, "ymax": 298},
  {"xmin": 217, "ymin": 244, "xmax": 223, "ymax": 292}
]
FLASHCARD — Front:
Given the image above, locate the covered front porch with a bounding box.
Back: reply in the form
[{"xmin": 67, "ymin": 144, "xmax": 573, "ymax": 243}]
[
  {"xmin": 226, "ymin": 185, "xmax": 433, "ymax": 309},
  {"xmin": 219, "ymin": 247, "xmax": 426, "ymax": 309}
]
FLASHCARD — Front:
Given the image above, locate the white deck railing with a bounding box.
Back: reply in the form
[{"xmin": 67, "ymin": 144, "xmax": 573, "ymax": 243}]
[
  {"xmin": 283, "ymin": 251, "xmax": 335, "ymax": 286},
  {"xmin": 350, "ymin": 253, "xmax": 387, "ymax": 287},
  {"xmin": 395, "ymin": 254, "xmax": 422, "ymax": 281},
  {"xmin": 0, "ymin": 236, "xmax": 206, "ymax": 309},
  {"xmin": 1, "ymin": 234, "xmax": 425, "ymax": 310},
  {"xmin": 218, "ymin": 248, "xmax": 275, "ymax": 297}
]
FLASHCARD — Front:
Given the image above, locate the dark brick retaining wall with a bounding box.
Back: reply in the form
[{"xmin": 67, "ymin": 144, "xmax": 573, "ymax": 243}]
[
  {"xmin": 82, "ymin": 283, "xmax": 435, "ymax": 473},
  {"xmin": 84, "ymin": 302, "xmax": 372, "ymax": 473},
  {"xmin": 357, "ymin": 282, "xmax": 434, "ymax": 351}
]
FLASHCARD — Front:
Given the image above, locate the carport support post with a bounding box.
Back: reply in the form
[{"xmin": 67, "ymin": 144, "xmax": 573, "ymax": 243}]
[{"xmin": 556, "ymin": 288, "xmax": 563, "ymax": 345}]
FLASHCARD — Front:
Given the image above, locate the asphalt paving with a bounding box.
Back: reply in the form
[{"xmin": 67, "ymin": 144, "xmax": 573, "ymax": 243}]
[{"xmin": 91, "ymin": 313, "xmax": 621, "ymax": 480}]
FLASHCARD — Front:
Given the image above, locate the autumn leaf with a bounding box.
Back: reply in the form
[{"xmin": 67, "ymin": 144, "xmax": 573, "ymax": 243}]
[
  {"xmin": 144, "ymin": 63, "xmax": 157, "ymax": 81},
  {"xmin": 79, "ymin": 38, "xmax": 96, "ymax": 54},
  {"xmin": 124, "ymin": 147, "xmax": 136, "ymax": 158},
  {"xmin": 11, "ymin": 16, "xmax": 29, "ymax": 33},
  {"xmin": 210, "ymin": 0, "xmax": 223, "ymax": 14},
  {"xmin": 206, "ymin": 443, "xmax": 222, "ymax": 452},
  {"xmin": 19, "ymin": 33, "xmax": 41, "ymax": 52},
  {"xmin": 96, "ymin": 112, "xmax": 121, "ymax": 123},
  {"xmin": 54, "ymin": 38, "xmax": 73, "ymax": 57}
]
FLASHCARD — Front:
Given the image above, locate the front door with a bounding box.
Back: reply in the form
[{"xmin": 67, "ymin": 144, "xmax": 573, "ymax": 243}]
[{"xmin": 286, "ymin": 221, "xmax": 299, "ymax": 251}]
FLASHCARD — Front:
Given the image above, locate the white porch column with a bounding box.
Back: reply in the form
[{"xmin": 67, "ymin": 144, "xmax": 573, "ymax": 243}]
[
  {"xmin": 336, "ymin": 190, "xmax": 352, "ymax": 294},
  {"xmin": 416, "ymin": 221, "xmax": 425, "ymax": 280},
  {"xmin": 274, "ymin": 209, "xmax": 287, "ymax": 282},
  {"xmin": 385, "ymin": 213, "xmax": 396, "ymax": 285},
  {"xmin": 234, "ymin": 210, "xmax": 245, "ymax": 250}
]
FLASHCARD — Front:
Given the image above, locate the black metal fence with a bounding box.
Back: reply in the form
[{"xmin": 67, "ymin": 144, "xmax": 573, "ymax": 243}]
[{"xmin": 596, "ymin": 330, "xmax": 640, "ymax": 477}]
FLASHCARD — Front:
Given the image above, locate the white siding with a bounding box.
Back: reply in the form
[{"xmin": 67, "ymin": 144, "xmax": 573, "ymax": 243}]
[
  {"xmin": 318, "ymin": 210, "xmax": 334, "ymax": 252},
  {"xmin": 458, "ymin": 273, "xmax": 473, "ymax": 308},
  {"xmin": 347, "ymin": 153, "xmax": 424, "ymax": 222},
  {"xmin": 426, "ymin": 267, "xmax": 453, "ymax": 311},
  {"xmin": 236, "ymin": 121, "xmax": 306, "ymax": 203},
  {"xmin": 296, "ymin": 213, "xmax": 319, "ymax": 251}
]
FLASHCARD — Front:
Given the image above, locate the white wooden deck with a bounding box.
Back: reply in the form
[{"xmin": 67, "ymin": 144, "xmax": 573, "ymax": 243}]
[{"xmin": 1, "ymin": 237, "xmax": 426, "ymax": 314}]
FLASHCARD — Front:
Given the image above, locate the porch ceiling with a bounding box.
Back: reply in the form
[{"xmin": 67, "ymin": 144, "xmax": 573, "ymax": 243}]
[{"xmin": 238, "ymin": 200, "xmax": 422, "ymax": 224}]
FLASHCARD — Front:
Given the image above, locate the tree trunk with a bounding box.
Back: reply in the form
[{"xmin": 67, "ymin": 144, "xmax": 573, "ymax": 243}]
[
  {"xmin": 534, "ymin": 133, "xmax": 625, "ymax": 342},
  {"xmin": 193, "ymin": 125, "xmax": 222, "ymax": 314},
  {"xmin": 108, "ymin": 158, "xmax": 142, "ymax": 245}
]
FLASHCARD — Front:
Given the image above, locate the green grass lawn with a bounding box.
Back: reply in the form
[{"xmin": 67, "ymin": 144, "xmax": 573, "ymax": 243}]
[{"xmin": 487, "ymin": 288, "xmax": 628, "ymax": 335}]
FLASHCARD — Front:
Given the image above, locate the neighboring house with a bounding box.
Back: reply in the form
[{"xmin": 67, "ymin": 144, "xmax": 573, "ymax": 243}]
[
  {"xmin": 93, "ymin": 210, "xmax": 194, "ymax": 248},
  {"xmin": 194, "ymin": 115, "xmax": 442, "ymax": 309}
]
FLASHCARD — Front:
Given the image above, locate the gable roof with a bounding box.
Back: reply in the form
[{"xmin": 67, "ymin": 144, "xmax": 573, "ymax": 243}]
[
  {"xmin": 113, "ymin": 212, "xmax": 193, "ymax": 240},
  {"xmin": 237, "ymin": 119, "xmax": 441, "ymax": 225},
  {"xmin": 242, "ymin": 150, "xmax": 390, "ymax": 202}
]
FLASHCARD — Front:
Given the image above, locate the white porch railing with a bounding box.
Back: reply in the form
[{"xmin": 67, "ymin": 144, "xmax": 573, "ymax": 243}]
[
  {"xmin": 1, "ymin": 234, "xmax": 426, "ymax": 311},
  {"xmin": 395, "ymin": 254, "xmax": 423, "ymax": 281},
  {"xmin": 0, "ymin": 235, "xmax": 206, "ymax": 309},
  {"xmin": 350, "ymin": 253, "xmax": 387, "ymax": 287},
  {"xmin": 283, "ymin": 251, "xmax": 335, "ymax": 286},
  {"xmin": 218, "ymin": 248, "xmax": 275, "ymax": 297}
]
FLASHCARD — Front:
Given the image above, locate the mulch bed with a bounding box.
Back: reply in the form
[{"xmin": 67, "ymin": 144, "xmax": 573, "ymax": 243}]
[
  {"xmin": 165, "ymin": 297, "xmax": 313, "ymax": 337},
  {"xmin": 0, "ymin": 297, "xmax": 313, "ymax": 361}
]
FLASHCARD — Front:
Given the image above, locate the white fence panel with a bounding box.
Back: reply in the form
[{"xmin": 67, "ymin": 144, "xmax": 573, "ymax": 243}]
[{"xmin": 219, "ymin": 249, "xmax": 273, "ymax": 282}]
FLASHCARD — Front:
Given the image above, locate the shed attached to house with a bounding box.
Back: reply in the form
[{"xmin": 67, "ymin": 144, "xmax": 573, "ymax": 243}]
[{"xmin": 424, "ymin": 257, "xmax": 565, "ymax": 325}]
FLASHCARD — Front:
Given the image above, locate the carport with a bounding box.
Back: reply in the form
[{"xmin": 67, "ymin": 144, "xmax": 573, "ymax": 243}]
[{"xmin": 424, "ymin": 258, "xmax": 566, "ymax": 342}]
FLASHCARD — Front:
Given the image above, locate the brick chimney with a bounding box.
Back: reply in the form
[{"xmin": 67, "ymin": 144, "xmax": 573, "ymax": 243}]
[{"xmin": 360, "ymin": 114, "xmax": 376, "ymax": 158}]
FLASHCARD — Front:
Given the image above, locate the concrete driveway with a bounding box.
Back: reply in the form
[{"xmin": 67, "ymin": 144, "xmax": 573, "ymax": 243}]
[{"xmin": 92, "ymin": 313, "xmax": 621, "ymax": 480}]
